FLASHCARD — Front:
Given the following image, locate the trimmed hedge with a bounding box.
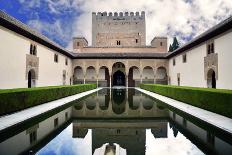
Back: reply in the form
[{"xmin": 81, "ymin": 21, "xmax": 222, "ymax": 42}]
[
  {"xmin": 0, "ymin": 84, "xmax": 97, "ymax": 116},
  {"xmin": 140, "ymin": 84, "xmax": 232, "ymax": 118}
]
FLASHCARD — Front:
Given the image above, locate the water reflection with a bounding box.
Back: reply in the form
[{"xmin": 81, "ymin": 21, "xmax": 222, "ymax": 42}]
[
  {"xmin": 0, "ymin": 88, "xmax": 231, "ymax": 155},
  {"xmin": 72, "ymin": 89, "xmax": 168, "ymax": 118}
]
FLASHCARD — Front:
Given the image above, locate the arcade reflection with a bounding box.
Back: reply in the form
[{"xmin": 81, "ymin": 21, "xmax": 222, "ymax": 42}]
[{"xmin": 0, "ymin": 89, "xmax": 231, "ymax": 155}]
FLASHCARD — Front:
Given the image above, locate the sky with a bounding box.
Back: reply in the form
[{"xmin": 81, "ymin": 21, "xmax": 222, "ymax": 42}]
[{"xmin": 0, "ymin": 0, "xmax": 232, "ymax": 50}]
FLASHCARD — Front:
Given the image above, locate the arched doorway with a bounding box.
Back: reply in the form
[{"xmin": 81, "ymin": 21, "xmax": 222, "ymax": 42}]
[
  {"xmin": 113, "ymin": 70, "xmax": 125, "ymax": 86},
  {"xmin": 28, "ymin": 69, "xmax": 36, "ymax": 88},
  {"xmin": 112, "ymin": 62, "xmax": 126, "ymax": 87},
  {"xmin": 207, "ymin": 69, "xmax": 216, "ymax": 88}
]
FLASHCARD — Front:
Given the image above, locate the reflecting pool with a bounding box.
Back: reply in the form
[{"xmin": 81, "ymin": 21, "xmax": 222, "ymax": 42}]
[{"xmin": 0, "ymin": 88, "xmax": 231, "ymax": 155}]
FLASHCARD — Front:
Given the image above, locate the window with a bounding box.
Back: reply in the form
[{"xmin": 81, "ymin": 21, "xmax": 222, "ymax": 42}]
[
  {"xmin": 182, "ymin": 54, "xmax": 187, "ymax": 63},
  {"xmin": 173, "ymin": 58, "xmax": 176, "ymax": 66},
  {"xmin": 207, "ymin": 132, "xmax": 215, "ymax": 145},
  {"xmin": 54, "ymin": 54, "xmax": 58, "ymax": 63},
  {"xmin": 65, "ymin": 58, "xmax": 68, "ymax": 66},
  {"xmin": 207, "ymin": 44, "xmax": 211, "ymax": 54},
  {"xmin": 136, "ymin": 39, "xmax": 138, "ymax": 43},
  {"xmin": 30, "ymin": 44, "xmax": 37, "ymax": 56},
  {"xmin": 77, "ymin": 42, "xmax": 80, "ymax": 46},
  {"xmin": 116, "ymin": 40, "xmax": 121, "ymax": 45},
  {"xmin": 54, "ymin": 118, "xmax": 58, "ymax": 128},
  {"xmin": 210, "ymin": 43, "xmax": 214, "ymax": 53},
  {"xmin": 207, "ymin": 41, "xmax": 215, "ymax": 54},
  {"xmin": 160, "ymin": 42, "xmax": 163, "ymax": 46}
]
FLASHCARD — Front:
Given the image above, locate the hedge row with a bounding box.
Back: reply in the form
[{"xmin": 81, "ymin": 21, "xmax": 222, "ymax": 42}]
[
  {"xmin": 140, "ymin": 84, "xmax": 232, "ymax": 118},
  {"xmin": 0, "ymin": 84, "xmax": 97, "ymax": 116}
]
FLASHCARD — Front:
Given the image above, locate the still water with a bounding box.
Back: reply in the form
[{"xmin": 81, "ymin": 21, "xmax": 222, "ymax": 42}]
[{"xmin": 0, "ymin": 88, "xmax": 231, "ymax": 155}]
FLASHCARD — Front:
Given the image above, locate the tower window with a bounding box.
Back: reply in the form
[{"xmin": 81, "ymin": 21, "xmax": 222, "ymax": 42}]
[
  {"xmin": 136, "ymin": 39, "xmax": 138, "ymax": 43},
  {"xmin": 117, "ymin": 40, "xmax": 121, "ymax": 45},
  {"xmin": 160, "ymin": 42, "xmax": 163, "ymax": 46},
  {"xmin": 54, "ymin": 54, "xmax": 59, "ymax": 63},
  {"xmin": 77, "ymin": 42, "xmax": 80, "ymax": 46}
]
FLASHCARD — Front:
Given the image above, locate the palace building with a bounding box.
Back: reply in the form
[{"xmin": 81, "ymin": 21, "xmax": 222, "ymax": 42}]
[{"xmin": 0, "ymin": 11, "xmax": 232, "ymax": 89}]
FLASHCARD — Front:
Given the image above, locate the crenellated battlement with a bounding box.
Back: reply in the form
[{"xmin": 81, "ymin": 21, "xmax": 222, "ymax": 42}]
[{"xmin": 92, "ymin": 11, "xmax": 145, "ymax": 18}]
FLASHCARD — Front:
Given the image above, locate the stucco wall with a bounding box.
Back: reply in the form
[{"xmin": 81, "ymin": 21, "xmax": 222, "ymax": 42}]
[
  {"xmin": 215, "ymin": 31, "xmax": 232, "ymax": 89},
  {"xmin": 0, "ymin": 26, "xmax": 72, "ymax": 89},
  {"xmin": 168, "ymin": 43, "xmax": 206, "ymax": 87},
  {"xmin": 168, "ymin": 31, "xmax": 232, "ymax": 89}
]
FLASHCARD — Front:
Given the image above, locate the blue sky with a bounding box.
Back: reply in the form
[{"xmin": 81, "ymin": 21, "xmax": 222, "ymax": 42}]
[{"xmin": 0, "ymin": 0, "xmax": 232, "ymax": 49}]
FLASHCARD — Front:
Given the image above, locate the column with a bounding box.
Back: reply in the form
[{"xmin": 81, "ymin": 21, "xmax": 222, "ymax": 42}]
[
  {"xmin": 83, "ymin": 77, "xmax": 86, "ymax": 84},
  {"xmin": 109, "ymin": 74, "xmax": 112, "ymax": 88},
  {"xmin": 96, "ymin": 74, "xmax": 99, "ymax": 88},
  {"xmin": 140, "ymin": 74, "xmax": 142, "ymax": 84},
  {"xmin": 126, "ymin": 74, "xmax": 128, "ymax": 88}
]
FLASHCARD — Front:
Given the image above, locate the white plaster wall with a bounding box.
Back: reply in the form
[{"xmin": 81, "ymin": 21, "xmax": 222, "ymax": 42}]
[
  {"xmin": 215, "ymin": 31, "xmax": 232, "ymax": 89},
  {"xmin": 0, "ymin": 26, "xmax": 72, "ymax": 89},
  {"xmin": 0, "ymin": 26, "xmax": 27, "ymax": 89},
  {"xmin": 168, "ymin": 44, "xmax": 206, "ymax": 87},
  {"xmin": 37, "ymin": 45, "xmax": 72, "ymax": 86}
]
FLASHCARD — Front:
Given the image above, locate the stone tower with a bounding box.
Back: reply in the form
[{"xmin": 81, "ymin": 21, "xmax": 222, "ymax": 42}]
[{"xmin": 92, "ymin": 11, "xmax": 146, "ymax": 47}]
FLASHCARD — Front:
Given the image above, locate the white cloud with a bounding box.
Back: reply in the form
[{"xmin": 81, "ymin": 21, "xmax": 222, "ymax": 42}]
[
  {"xmin": 19, "ymin": 0, "xmax": 232, "ymax": 48},
  {"xmin": 66, "ymin": 0, "xmax": 232, "ymax": 47}
]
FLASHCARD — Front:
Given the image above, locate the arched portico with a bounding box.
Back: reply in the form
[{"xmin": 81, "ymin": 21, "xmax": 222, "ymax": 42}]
[
  {"xmin": 73, "ymin": 66, "xmax": 84, "ymax": 84},
  {"xmin": 142, "ymin": 66, "xmax": 154, "ymax": 84},
  {"xmin": 99, "ymin": 66, "xmax": 110, "ymax": 87},
  {"xmin": 72, "ymin": 59, "xmax": 168, "ymax": 87},
  {"xmin": 156, "ymin": 66, "xmax": 168, "ymax": 84},
  {"xmin": 128, "ymin": 66, "xmax": 140, "ymax": 87},
  {"xmin": 86, "ymin": 66, "xmax": 96, "ymax": 84}
]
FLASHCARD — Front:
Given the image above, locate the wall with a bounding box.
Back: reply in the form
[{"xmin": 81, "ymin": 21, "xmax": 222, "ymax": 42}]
[
  {"xmin": 168, "ymin": 43, "xmax": 206, "ymax": 87},
  {"xmin": 215, "ymin": 31, "xmax": 232, "ymax": 89},
  {"xmin": 168, "ymin": 30, "xmax": 232, "ymax": 89},
  {"xmin": 0, "ymin": 26, "xmax": 72, "ymax": 89}
]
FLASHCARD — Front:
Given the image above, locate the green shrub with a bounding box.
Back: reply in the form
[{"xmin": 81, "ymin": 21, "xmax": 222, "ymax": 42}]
[
  {"xmin": 0, "ymin": 84, "xmax": 97, "ymax": 116},
  {"xmin": 140, "ymin": 84, "xmax": 232, "ymax": 118}
]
